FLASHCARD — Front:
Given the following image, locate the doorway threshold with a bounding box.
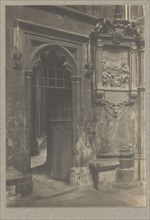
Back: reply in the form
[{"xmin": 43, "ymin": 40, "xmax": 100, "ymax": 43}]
[{"xmin": 32, "ymin": 174, "xmax": 76, "ymax": 199}]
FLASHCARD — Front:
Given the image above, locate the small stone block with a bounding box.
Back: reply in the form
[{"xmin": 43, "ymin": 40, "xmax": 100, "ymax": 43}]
[{"xmin": 116, "ymin": 168, "xmax": 134, "ymax": 183}]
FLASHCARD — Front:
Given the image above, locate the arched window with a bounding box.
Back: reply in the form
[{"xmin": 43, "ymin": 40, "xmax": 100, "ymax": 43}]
[{"xmin": 32, "ymin": 50, "xmax": 72, "ymax": 89}]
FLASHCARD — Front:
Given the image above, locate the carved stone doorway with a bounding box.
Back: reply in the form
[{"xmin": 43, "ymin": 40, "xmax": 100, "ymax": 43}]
[{"xmin": 31, "ymin": 47, "xmax": 73, "ymax": 182}]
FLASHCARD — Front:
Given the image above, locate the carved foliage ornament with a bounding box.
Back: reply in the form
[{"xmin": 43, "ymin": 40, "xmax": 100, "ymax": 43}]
[
  {"xmin": 104, "ymin": 101, "xmax": 128, "ymax": 118},
  {"xmin": 33, "ymin": 50, "xmax": 73, "ymax": 74},
  {"xmin": 90, "ymin": 17, "xmax": 140, "ymax": 43}
]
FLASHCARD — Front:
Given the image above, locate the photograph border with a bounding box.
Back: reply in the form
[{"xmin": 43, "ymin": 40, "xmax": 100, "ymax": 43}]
[{"xmin": 0, "ymin": 0, "xmax": 150, "ymax": 219}]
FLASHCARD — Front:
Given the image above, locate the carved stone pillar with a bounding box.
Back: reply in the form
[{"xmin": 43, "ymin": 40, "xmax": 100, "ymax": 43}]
[
  {"xmin": 70, "ymin": 75, "xmax": 92, "ymax": 186},
  {"xmin": 96, "ymin": 39, "xmax": 103, "ymax": 89},
  {"xmin": 137, "ymin": 42, "xmax": 145, "ymax": 184},
  {"xmin": 95, "ymin": 39, "xmax": 104, "ymax": 103},
  {"xmin": 129, "ymin": 41, "xmax": 138, "ymax": 103},
  {"xmin": 16, "ymin": 70, "xmax": 33, "ymax": 196},
  {"xmin": 24, "ymin": 70, "xmax": 33, "ymax": 173},
  {"xmin": 70, "ymin": 75, "xmax": 81, "ymax": 167}
]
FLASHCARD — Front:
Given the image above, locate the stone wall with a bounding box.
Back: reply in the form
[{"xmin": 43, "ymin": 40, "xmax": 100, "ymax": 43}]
[{"xmin": 94, "ymin": 105, "xmax": 138, "ymax": 154}]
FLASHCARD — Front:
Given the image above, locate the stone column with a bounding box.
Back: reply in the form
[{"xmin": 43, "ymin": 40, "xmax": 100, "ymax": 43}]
[
  {"xmin": 70, "ymin": 75, "xmax": 92, "ymax": 186},
  {"xmin": 129, "ymin": 41, "xmax": 138, "ymax": 103},
  {"xmin": 24, "ymin": 70, "xmax": 33, "ymax": 173},
  {"xmin": 137, "ymin": 41, "xmax": 145, "ymax": 185},
  {"xmin": 96, "ymin": 39, "xmax": 103, "ymax": 89},
  {"xmin": 70, "ymin": 75, "xmax": 81, "ymax": 167},
  {"xmin": 95, "ymin": 39, "xmax": 104, "ymax": 103},
  {"xmin": 17, "ymin": 70, "xmax": 33, "ymax": 196}
]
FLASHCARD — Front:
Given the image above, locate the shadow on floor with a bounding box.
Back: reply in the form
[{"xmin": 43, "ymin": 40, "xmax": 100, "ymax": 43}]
[{"xmin": 31, "ymin": 163, "xmax": 50, "ymax": 176}]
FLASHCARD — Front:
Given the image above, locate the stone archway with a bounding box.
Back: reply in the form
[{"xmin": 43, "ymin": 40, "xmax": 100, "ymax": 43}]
[{"xmin": 26, "ymin": 43, "xmax": 82, "ymax": 182}]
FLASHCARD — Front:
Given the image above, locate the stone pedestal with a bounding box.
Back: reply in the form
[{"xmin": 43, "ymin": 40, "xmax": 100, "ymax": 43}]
[
  {"xmin": 6, "ymin": 168, "xmax": 23, "ymax": 207},
  {"xmin": 116, "ymin": 147, "xmax": 135, "ymax": 183},
  {"xmin": 89, "ymin": 158, "xmax": 119, "ymax": 189}
]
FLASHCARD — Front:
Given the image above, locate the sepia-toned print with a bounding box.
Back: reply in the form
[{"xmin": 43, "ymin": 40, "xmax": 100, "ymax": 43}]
[{"xmin": 4, "ymin": 3, "xmax": 147, "ymax": 212}]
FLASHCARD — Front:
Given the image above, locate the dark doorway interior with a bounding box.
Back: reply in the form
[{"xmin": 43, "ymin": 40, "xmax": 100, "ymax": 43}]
[{"xmin": 30, "ymin": 48, "xmax": 73, "ymax": 182}]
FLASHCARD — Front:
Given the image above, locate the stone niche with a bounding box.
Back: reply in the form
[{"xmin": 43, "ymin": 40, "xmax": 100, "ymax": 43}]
[{"xmin": 89, "ymin": 15, "xmax": 142, "ymax": 185}]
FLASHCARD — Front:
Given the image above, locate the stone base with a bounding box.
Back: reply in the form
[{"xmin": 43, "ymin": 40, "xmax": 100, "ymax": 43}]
[
  {"xmin": 6, "ymin": 185, "xmax": 16, "ymax": 207},
  {"xmin": 116, "ymin": 168, "xmax": 134, "ymax": 183},
  {"xmin": 6, "ymin": 170, "xmax": 33, "ymax": 206},
  {"xmin": 16, "ymin": 173, "xmax": 33, "ymax": 196},
  {"xmin": 70, "ymin": 167, "xmax": 92, "ymax": 186},
  {"xmin": 98, "ymin": 170, "xmax": 116, "ymax": 189},
  {"xmin": 113, "ymin": 180, "xmax": 141, "ymax": 189}
]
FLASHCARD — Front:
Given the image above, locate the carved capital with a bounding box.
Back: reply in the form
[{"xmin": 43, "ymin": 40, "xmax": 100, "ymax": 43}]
[
  {"xmin": 95, "ymin": 89, "xmax": 105, "ymax": 105},
  {"xmin": 130, "ymin": 42, "xmax": 137, "ymax": 53},
  {"xmin": 138, "ymin": 85, "xmax": 145, "ymax": 92},
  {"xmin": 24, "ymin": 70, "xmax": 33, "ymax": 78},
  {"xmin": 129, "ymin": 90, "xmax": 138, "ymax": 104},
  {"xmin": 96, "ymin": 39, "xmax": 103, "ymax": 51},
  {"xmin": 12, "ymin": 48, "xmax": 23, "ymax": 70},
  {"xmin": 71, "ymin": 75, "xmax": 82, "ymax": 83}
]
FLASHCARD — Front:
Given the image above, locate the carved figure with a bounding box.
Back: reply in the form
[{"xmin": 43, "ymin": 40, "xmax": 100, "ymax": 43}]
[
  {"xmin": 120, "ymin": 61, "xmax": 130, "ymax": 73},
  {"xmin": 102, "ymin": 60, "xmax": 130, "ymax": 88},
  {"xmin": 12, "ymin": 49, "xmax": 23, "ymax": 69}
]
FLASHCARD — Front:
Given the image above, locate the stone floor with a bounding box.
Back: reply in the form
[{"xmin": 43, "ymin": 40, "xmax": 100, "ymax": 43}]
[
  {"xmin": 16, "ymin": 173, "xmax": 146, "ymax": 207},
  {"xmin": 16, "ymin": 147, "xmax": 146, "ymax": 207}
]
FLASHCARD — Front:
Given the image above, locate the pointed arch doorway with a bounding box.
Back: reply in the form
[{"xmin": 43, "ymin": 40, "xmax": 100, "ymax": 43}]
[{"xmin": 31, "ymin": 45, "xmax": 77, "ymax": 182}]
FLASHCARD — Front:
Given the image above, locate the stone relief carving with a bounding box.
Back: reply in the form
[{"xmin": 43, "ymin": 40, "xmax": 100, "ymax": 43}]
[
  {"xmin": 12, "ymin": 48, "xmax": 23, "ymax": 69},
  {"xmin": 131, "ymin": 16, "xmax": 144, "ymax": 38},
  {"xmin": 104, "ymin": 100, "xmax": 128, "ymax": 118},
  {"xmin": 90, "ymin": 17, "xmax": 140, "ymax": 43},
  {"xmin": 102, "ymin": 60, "xmax": 130, "ymax": 88}
]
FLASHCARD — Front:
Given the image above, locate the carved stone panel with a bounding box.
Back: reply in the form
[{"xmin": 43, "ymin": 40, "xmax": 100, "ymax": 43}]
[{"xmin": 102, "ymin": 49, "xmax": 130, "ymax": 89}]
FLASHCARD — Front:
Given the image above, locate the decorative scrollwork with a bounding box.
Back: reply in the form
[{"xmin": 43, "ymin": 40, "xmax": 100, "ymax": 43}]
[{"xmin": 90, "ymin": 17, "xmax": 140, "ymax": 43}]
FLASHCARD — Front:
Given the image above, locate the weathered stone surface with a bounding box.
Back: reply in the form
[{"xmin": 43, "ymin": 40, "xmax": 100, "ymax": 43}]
[
  {"xmin": 119, "ymin": 158, "xmax": 134, "ymax": 169},
  {"xmin": 70, "ymin": 167, "xmax": 92, "ymax": 186},
  {"xmin": 16, "ymin": 174, "xmax": 33, "ymax": 196},
  {"xmin": 95, "ymin": 106, "xmax": 138, "ymax": 155},
  {"xmin": 116, "ymin": 168, "xmax": 134, "ymax": 183},
  {"xmin": 6, "ymin": 185, "xmax": 16, "ymax": 207}
]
